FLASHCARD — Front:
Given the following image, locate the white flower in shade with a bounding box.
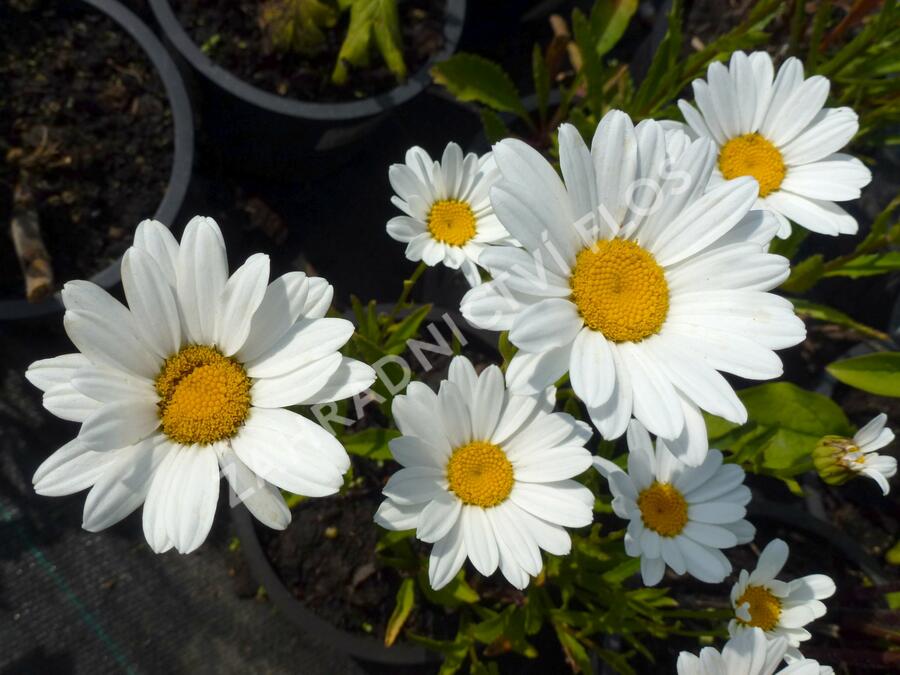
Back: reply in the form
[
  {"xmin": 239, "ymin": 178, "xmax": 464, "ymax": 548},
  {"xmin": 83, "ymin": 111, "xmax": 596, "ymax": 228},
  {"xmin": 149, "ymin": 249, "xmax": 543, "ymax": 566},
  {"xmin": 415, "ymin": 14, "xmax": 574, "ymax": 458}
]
[
  {"xmin": 815, "ymin": 413, "xmax": 897, "ymax": 495},
  {"xmin": 676, "ymin": 51, "xmax": 871, "ymax": 238},
  {"xmin": 594, "ymin": 420, "xmax": 754, "ymax": 586},
  {"xmin": 26, "ymin": 217, "xmax": 375, "ymax": 554},
  {"xmin": 373, "ymin": 355, "xmax": 594, "ymax": 590},
  {"xmin": 677, "ymin": 627, "xmax": 832, "ymax": 675},
  {"xmin": 461, "ymin": 110, "xmax": 804, "ymax": 464},
  {"xmin": 729, "ymin": 539, "xmax": 836, "ymax": 651},
  {"xmin": 386, "ymin": 142, "xmax": 512, "ymax": 286}
]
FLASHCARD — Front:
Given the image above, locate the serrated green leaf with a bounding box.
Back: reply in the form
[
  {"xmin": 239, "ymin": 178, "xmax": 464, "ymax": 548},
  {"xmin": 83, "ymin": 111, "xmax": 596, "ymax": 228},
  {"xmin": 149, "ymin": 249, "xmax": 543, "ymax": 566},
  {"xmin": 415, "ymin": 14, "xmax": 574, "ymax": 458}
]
[
  {"xmin": 417, "ymin": 566, "xmax": 479, "ymax": 608},
  {"xmin": 432, "ymin": 54, "xmax": 529, "ymax": 121},
  {"xmin": 532, "ymin": 43, "xmax": 550, "ymax": 123},
  {"xmin": 333, "ymin": 0, "xmax": 405, "ymax": 85},
  {"xmin": 384, "ymin": 577, "xmax": 415, "ymax": 646},
  {"xmin": 554, "ymin": 623, "xmax": 592, "ymax": 674},
  {"xmin": 572, "ymin": 8, "xmax": 606, "ymax": 114},
  {"xmin": 827, "ymin": 352, "xmax": 900, "ymax": 397}
]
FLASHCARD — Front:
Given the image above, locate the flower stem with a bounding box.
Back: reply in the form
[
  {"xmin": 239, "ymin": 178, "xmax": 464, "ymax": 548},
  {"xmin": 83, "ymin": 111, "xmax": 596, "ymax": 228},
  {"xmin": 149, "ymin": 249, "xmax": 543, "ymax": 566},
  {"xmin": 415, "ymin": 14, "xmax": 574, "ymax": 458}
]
[{"xmin": 388, "ymin": 262, "xmax": 427, "ymax": 321}]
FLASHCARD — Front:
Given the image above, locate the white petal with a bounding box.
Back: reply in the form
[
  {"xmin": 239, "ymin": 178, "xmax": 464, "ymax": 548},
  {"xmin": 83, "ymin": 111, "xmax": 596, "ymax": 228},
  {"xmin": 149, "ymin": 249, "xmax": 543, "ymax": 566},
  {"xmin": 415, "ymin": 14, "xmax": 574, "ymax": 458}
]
[
  {"xmin": 382, "ymin": 466, "xmax": 446, "ymax": 505},
  {"xmin": 142, "ymin": 444, "xmax": 179, "ymax": 552},
  {"xmin": 417, "ymin": 493, "xmax": 462, "ymax": 543},
  {"xmin": 246, "ymin": 318, "xmax": 354, "ymax": 379},
  {"xmin": 133, "ymin": 219, "xmax": 180, "ymax": 284},
  {"xmin": 215, "ymin": 253, "xmax": 270, "ymax": 356},
  {"xmin": 617, "ymin": 342, "xmax": 685, "ymax": 440},
  {"xmin": 428, "ymin": 518, "xmax": 467, "ymax": 590},
  {"xmin": 558, "ymin": 123, "xmax": 598, "ymax": 228},
  {"xmin": 25, "ymin": 353, "xmax": 90, "ymax": 392},
  {"xmin": 176, "ymin": 216, "xmax": 228, "ymax": 344},
  {"xmin": 854, "ymin": 413, "xmax": 888, "ymax": 447},
  {"xmin": 587, "ymin": 343, "xmax": 633, "ymax": 440},
  {"xmin": 165, "ymin": 444, "xmax": 221, "ymax": 553},
  {"xmin": 389, "ymin": 435, "xmax": 447, "ymax": 469},
  {"xmin": 505, "ymin": 343, "xmax": 572, "ymax": 394},
  {"xmin": 219, "ymin": 444, "xmax": 290, "ymax": 530},
  {"xmin": 299, "ymin": 357, "xmax": 376, "ymax": 405},
  {"xmin": 688, "ymin": 501, "xmax": 746, "ymax": 524},
  {"xmin": 374, "ymin": 499, "xmax": 421, "ymax": 531},
  {"xmin": 592, "ymin": 110, "xmax": 638, "ymax": 227},
  {"xmin": 250, "ymin": 352, "xmax": 343, "ymax": 408},
  {"xmin": 462, "ymin": 506, "xmax": 500, "ymax": 576},
  {"xmin": 487, "ymin": 501, "xmax": 542, "ymax": 575},
  {"xmin": 43, "ymin": 383, "xmax": 102, "ymax": 422},
  {"xmin": 750, "ymin": 538, "xmax": 789, "ymax": 583},
  {"xmin": 470, "ymin": 365, "xmax": 505, "ymax": 440},
  {"xmin": 569, "ymin": 328, "xmax": 615, "ymax": 407},
  {"xmin": 780, "ymin": 107, "xmax": 858, "ymax": 165},
  {"xmin": 677, "ymin": 536, "xmax": 730, "ymax": 583},
  {"xmin": 33, "ymin": 439, "xmax": 115, "ymax": 496},
  {"xmin": 641, "ymin": 555, "xmax": 666, "ymax": 586},
  {"xmin": 447, "ymin": 355, "xmax": 479, "ymax": 401},
  {"xmin": 509, "ymin": 480, "xmax": 594, "ymax": 528},
  {"xmin": 237, "ymin": 272, "xmax": 310, "ymax": 363},
  {"xmin": 780, "ymin": 154, "xmax": 870, "ymax": 201},
  {"xmin": 513, "ymin": 445, "xmax": 593, "ymax": 482},
  {"xmin": 70, "ymin": 366, "xmax": 156, "ymax": 403},
  {"xmin": 765, "ymin": 191, "xmax": 857, "ymax": 236},
  {"xmin": 121, "ymin": 247, "xmax": 182, "ymax": 359},
  {"xmin": 77, "ymin": 398, "xmax": 160, "ymax": 452}
]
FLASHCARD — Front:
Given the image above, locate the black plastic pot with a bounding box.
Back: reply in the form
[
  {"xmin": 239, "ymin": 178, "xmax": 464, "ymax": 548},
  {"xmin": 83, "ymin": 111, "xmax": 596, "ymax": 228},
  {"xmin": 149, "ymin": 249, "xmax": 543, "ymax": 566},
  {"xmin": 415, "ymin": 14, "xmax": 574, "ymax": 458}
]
[
  {"xmin": 148, "ymin": 0, "xmax": 466, "ymax": 178},
  {"xmin": 231, "ymin": 502, "xmax": 438, "ymax": 666},
  {"xmin": 0, "ymin": 0, "xmax": 194, "ymax": 322}
]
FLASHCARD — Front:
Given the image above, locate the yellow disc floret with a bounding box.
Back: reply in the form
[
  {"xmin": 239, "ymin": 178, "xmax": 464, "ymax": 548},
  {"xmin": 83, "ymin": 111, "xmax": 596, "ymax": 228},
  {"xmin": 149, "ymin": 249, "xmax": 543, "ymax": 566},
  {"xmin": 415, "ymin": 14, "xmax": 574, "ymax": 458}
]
[
  {"xmin": 156, "ymin": 345, "xmax": 251, "ymax": 445},
  {"xmin": 427, "ymin": 199, "xmax": 477, "ymax": 246},
  {"xmin": 736, "ymin": 584, "xmax": 782, "ymax": 631},
  {"xmin": 446, "ymin": 441, "xmax": 514, "ymax": 508},
  {"xmin": 718, "ymin": 133, "xmax": 786, "ymax": 197},
  {"xmin": 637, "ymin": 482, "xmax": 689, "ymax": 537},
  {"xmin": 570, "ymin": 239, "xmax": 669, "ymax": 343}
]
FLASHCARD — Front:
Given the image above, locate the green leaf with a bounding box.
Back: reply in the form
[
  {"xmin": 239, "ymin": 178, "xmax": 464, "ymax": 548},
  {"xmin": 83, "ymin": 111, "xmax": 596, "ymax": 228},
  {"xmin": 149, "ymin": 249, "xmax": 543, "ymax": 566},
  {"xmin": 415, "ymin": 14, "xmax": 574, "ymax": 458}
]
[
  {"xmin": 887, "ymin": 539, "xmax": 900, "ymax": 565},
  {"xmin": 384, "ymin": 303, "xmax": 432, "ymax": 354},
  {"xmin": 406, "ymin": 632, "xmax": 470, "ymax": 674},
  {"xmin": 259, "ymin": 0, "xmax": 338, "ymax": 55},
  {"xmin": 480, "ymin": 108, "xmax": 509, "ymax": 143},
  {"xmin": 333, "ymin": 0, "xmax": 405, "ymax": 85},
  {"xmin": 781, "ymin": 254, "xmax": 824, "ymax": 292},
  {"xmin": 340, "ymin": 427, "xmax": 399, "ymax": 460},
  {"xmin": 384, "ymin": 577, "xmax": 415, "ymax": 646},
  {"xmin": 572, "ymin": 9, "xmax": 606, "ymax": 114},
  {"xmin": 823, "ymin": 252, "xmax": 900, "ymax": 278},
  {"xmin": 532, "ymin": 43, "xmax": 550, "ymax": 123},
  {"xmin": 827, "ymin": 352, "xmax": 900, "ymax": 397},
  {"xmin": 789, "ymin": 298, "xmax": 889, "ymax": 342},
  {"xmin": 768, "ymin": 227, "xmax": 808, "ymax": 260},
  {"xmin": 417, "ymin": 566, "xmax": 479, "ymax": 608},
  {"xmin": 554, "ymin": 623, "xmax": 592, "ymax": 674},
  {"xmin": 431, "ymin": 54, "xmax": 529, "ymax": 121},
  {"xmin": 590, "ymin": 0, "xmax": 639, "ymax": 57}
]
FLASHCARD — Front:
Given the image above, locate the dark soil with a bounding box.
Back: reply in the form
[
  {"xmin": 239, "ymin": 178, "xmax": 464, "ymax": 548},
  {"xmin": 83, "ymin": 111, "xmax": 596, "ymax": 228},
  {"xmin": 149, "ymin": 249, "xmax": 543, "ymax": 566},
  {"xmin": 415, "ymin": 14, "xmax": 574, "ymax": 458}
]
[
  {"xmin": 171, "ymin": 0, "xmax": 446, "ymax": 102},
  {"xmin": 0, "ymin": 0, "xmax": 173, "ymax": 302}
]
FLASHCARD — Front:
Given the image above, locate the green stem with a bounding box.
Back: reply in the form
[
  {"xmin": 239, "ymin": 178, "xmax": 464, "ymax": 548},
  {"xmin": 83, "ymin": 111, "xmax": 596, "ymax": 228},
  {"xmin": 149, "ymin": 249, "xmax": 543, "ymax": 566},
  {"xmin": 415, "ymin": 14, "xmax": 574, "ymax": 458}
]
[{"xmin": 388, "ymin": 261, "xmax": 427, "ymax": 322}]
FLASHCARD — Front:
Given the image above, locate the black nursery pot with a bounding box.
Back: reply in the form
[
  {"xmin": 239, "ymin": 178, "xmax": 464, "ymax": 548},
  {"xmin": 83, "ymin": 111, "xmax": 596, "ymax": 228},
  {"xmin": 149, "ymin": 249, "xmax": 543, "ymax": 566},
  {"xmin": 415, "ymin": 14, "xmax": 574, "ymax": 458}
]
[
  {"xmin": 148, "ymin": 0, "xmax": 466, "ymax": 179},
  {"xmin": 0, "ymin": 0, "xmax": 194, "ymax": 323}
]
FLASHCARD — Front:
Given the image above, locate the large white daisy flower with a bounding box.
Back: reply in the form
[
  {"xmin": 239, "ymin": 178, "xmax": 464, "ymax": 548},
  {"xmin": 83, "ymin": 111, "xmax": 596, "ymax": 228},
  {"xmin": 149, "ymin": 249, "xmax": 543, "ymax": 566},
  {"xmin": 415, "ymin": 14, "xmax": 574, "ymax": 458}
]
[
  {"xmin": 729, "ymin": 539, "xmax": 836, "ymax": 651},
  {"xmin": 677, "ymin": 627, "xmax": 832, "ymax": 675},
  {"xmin": 676, "ymin": 51, "xmax": 871, "ymax": 238},
  {"xmin": 373, "ymin": 355, "xmax": 594, "ymax": 590},
  {"xmin": 816, "ymin": 413, "xmax": 897, "ymax": 495},
  {"xmin": 460, "ymin": 110, "xmax": 805, "ymax": 464},
  {"xmin": 386, "ymin": 142, "xmax": 512, "ymax": 286},
  {"xmin": 26, "ymin": 217, "xmax": 376, "ymax": 554},
  {"xmin": 594, "ymin": 420, "xmax": 754, "ymax": 586}
]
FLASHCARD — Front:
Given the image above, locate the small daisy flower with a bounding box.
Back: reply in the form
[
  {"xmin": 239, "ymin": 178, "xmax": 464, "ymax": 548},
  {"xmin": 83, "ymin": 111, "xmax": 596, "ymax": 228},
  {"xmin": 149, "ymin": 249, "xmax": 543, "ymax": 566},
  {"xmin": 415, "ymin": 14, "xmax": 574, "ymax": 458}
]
[
  {"xmin": 374, "ymin": 355, "xmax": 594, "ymax": 590},
  {"xmin": 677, "ymin": 627, "xmax": 832, "ymax": 675},
  {"xmin": 26, "ymin": 217, "xmax": 376, "ymax": 554},
  {"xmin": 813, "ymin": 413, "xmax": 896, "ymax": 495},
  {"xmin": 729, "ymin": 539, "xmax": 836, "ymax": 650},
  {"xmin": 677, "ymin": 51, "xmax": 871, "ymax": 238},
  {"xmin": 386, "ymin": 142, "xmax": 512, "ymax": 287},
  {"xmin": 594, "ymin": 420, "xmax": 754, "ymax": 586},
  {"xmin": 461, "ymin": 110, "xmax": 804, "ymax": 464}
]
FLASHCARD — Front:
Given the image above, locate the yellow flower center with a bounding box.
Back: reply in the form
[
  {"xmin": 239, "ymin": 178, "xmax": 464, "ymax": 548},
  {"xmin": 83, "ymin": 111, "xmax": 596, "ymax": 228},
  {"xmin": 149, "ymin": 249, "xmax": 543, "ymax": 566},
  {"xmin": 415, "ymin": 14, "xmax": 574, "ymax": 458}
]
[
  {"xmin": 718, "ymin": 133, "xmax": 786, "ymax": 198},
  {"xmin": 446, "ymin": 441, "xmax": 514, "ymax": 508},
  {"xmin": 570, "ymin": 240, "xmax": 669, "ymax": 343},
  {"xmin": 155, "ymin": 345, "xmax": 251, "ymax": 445},
  {"xmin": 427, "ymin": 199, "xmax": 477, "ymax": 246},
  {"xmin": 637, "ymin": 482, "xmax": 688, "ymax": 537},
  {"xmin": 736, "ymin": 584, "xmax": 782, "ymax": 631}
]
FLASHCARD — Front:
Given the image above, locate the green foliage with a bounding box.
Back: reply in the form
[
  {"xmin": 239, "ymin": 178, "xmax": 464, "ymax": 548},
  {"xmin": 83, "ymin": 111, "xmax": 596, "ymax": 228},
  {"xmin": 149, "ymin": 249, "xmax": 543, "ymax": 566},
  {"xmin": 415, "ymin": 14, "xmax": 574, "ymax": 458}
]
[
  {"xmin": 385, "ymin": 577, "xmax": 416, "ymax": 646},
  {"xmin": 259, "ymin": 0, "xmax": 337, "ymax": 55},
  {"xmin": 431, "ymin": 54, "xmax": 531, "ymax": 123},
  {"xmin": 339, "ymin": 427, "xmax": 399, "ymax": 460},
  {"xmin": 707, "ymin": 383, "xmax": 853, "ymax": 478},
  {"xmin": 591, "ymin": 0, "xmax": 639, "ymax": 58},
  {"xmin": 333, "ymin": 0, "xmax": 406, "ymax": 85},
  {"xmin": 789, "ymin": 298, "xmax": 888, "ymax": 342},
  {"xmin": 827, "ymin": 352, "xmax": 900, "ymax": 397}
]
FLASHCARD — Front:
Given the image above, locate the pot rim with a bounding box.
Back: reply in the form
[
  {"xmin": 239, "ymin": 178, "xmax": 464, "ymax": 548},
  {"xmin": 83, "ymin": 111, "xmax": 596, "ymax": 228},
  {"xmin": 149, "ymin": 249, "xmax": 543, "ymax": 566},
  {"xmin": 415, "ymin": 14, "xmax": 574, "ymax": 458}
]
[
  {"xmin": 148, "ymin": 0, "xmax": 466, "ymax": 121},
  {"xmin": 0, "ymin": 0, "xmax": 194, "ymax": 321}
]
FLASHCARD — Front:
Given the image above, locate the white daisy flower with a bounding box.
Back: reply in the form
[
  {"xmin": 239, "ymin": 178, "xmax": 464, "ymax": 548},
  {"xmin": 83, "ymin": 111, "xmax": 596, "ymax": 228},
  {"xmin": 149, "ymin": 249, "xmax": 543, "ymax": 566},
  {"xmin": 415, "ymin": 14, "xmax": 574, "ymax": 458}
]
[
  {"xmin": 373, "ymin": 355, "xmax": 594, "ymax": 590},
  {"xmin": 677, "ymin": 627, "xmax": 832, "ymax": 675},
  {"xmin": 814, "ymin": 413, "xmax": 897, "ymax": 495},
  {"xmin": 594, "ymin": 419, "xmax": 754, "ymax": 586},
  {"xmin": 460, "ymin": 110, "xmax": 805, "ymax": 464},
  {"xmin": 26, "ymin": 217, "xmax": 376, "ymax": 554},
  {"xmin": 386, "ymin": 142, "xmax": 512, "ymax": 287},
  {"xmin": 729, "ymin": 539, "xmax": 836, "ymax": 651},
  {"xmin": 676, "ymin": 51, "xmax": 871, "ymax": 238}
]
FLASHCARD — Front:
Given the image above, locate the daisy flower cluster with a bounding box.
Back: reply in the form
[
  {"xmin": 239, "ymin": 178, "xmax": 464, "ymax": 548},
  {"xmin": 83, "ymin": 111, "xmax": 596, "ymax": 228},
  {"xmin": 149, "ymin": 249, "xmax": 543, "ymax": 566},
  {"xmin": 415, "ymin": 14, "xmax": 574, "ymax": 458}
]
[{"xmin": 25, "ymin": 38, "xmax": 896, "ymax": 675}]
